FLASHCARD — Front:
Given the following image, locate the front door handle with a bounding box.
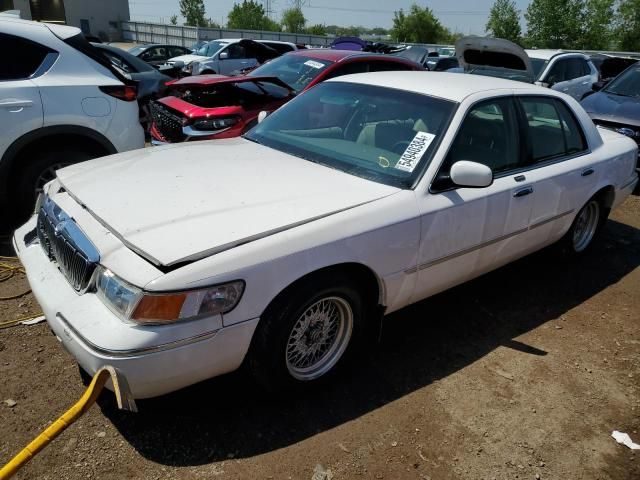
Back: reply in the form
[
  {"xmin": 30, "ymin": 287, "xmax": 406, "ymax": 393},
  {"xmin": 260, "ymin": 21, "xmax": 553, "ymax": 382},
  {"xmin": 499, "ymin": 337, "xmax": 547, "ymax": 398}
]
[
  {"xmin": 513, "ymin": 186, "xmax": 534, "ymax": 198},
  {"xmin": 0, "ymin": 99, "xmax": 33, "ymax": 110},
  {"xmin": 581, "ymin": 168, "xmax": 594, "ymax": 177}
]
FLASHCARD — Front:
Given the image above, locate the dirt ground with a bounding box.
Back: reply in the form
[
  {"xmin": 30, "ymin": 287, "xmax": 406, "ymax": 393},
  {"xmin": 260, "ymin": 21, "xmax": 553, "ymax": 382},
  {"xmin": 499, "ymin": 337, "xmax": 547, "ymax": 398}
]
[{"xmin": 1, "ymin": 197, "xmax": 639, "ymax": 480}]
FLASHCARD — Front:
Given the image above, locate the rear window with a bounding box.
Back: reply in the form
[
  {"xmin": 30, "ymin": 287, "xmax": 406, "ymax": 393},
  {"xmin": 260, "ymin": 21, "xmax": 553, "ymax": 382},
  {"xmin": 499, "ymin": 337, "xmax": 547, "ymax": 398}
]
[
  {"xmin": 0, "ymin": 33, "xmax": 56, "ymax": 80},
  {"xmin": 62, "ymin": 33, "xmax": 128, "ymax": 83}
]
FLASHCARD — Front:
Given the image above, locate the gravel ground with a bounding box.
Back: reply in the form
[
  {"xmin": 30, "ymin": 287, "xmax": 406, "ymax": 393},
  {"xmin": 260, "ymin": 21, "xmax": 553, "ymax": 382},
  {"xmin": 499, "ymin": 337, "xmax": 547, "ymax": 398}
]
[{"xmin": 1, "ymin": 197, "xmax": 639, "ymax": 480}]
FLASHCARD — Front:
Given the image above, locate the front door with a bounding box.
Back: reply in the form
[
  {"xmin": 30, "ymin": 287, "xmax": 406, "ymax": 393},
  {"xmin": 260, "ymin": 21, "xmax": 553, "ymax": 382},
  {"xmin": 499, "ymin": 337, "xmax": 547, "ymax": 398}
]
[
  {"xmin": 413, "ymin": 97, "xmax": 534, "ymax": 302},
  {"xmin": 218, "ymin": 43, "xmax": 258, "ymax": 75}
]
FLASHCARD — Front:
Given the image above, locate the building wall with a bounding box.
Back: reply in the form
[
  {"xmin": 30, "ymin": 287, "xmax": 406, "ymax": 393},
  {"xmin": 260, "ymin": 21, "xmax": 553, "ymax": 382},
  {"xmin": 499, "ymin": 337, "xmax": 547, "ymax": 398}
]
[
  {"xmin": 3, "ymin": 0, "xmax": 129, "ymax": 40},
  {"xmin": 63, "ymin": 0, "xmax": 129, "ymax": 40},
  {"xmin": 9, "ymin": 0, "xmax": 32, "ymax": 19}
]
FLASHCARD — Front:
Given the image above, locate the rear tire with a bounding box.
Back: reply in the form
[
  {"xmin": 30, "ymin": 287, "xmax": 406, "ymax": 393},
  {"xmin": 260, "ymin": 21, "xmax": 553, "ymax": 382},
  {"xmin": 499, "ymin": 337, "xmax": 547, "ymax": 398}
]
[
  {"xmin": 559, "ymin": 196, "xmax": 608, "ymax": 255},
  {"xmin": 247, "ymin": 273, "xmax": 365, "ymax": 392}
]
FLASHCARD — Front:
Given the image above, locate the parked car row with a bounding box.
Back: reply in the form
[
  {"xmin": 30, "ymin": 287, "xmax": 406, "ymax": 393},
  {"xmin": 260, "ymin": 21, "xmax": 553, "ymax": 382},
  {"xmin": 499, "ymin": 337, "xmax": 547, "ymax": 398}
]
[{"xmin": 3, "ymin": 16, "xmax": 640, "ymax": 399}]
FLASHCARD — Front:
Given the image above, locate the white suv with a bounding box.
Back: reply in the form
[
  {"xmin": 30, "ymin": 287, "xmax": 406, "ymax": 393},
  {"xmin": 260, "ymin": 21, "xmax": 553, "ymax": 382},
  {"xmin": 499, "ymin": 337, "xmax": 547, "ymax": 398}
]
[
  {"xmin": 527, "ymin": 50, "xmax": 599, "ymax": 101},
  {"xmin": 0, "ymin": 17, "xmax": 144, "ymax": 231}
]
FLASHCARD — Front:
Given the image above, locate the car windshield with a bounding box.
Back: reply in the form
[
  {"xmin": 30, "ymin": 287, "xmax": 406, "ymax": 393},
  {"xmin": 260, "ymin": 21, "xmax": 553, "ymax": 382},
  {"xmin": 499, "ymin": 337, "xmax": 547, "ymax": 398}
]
[
  {"xmin": 128, "ymin": 45, "xmax": 146, "ymax": 56},
  {"xmin": 531, "ymin": 58, "xmax": 548, "ymax": 80},
  {"xmin": 248, "ymin": 55, "xmax": 333, "ymax": 93},
  {"xmin": 196, "ymin": 40, "xmax": 227, "ymax": 57},
  {"xmin": 244, "ymin": 82, "xmax": 456, "ymax": 188},
  {"xmin": 604, "ymin": 65, "xmax": 640, "ymax": 98}
]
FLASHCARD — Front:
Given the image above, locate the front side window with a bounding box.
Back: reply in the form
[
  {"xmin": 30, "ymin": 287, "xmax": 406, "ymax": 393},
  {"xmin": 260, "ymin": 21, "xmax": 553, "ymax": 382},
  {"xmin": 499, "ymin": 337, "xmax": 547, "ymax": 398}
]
[
  {"xmin": 224, "ymin": 44, "xmax": 247, "ymax": 59},
  {"xmin": 438, "ymin": 98, "xmax": 521, "ymax": 179},
  {"xmin": 0, "ymin": 33, "xmax": 55, "ymax": 81},
  {"xmin": 546, "ymin": 59, "xmax": 567, "ymax": 84},
  {"xmin": 519, "ymin": 97, "xmax": 587, "ymax": 163},
  {"xmin": 245, "ymin": 82, "xmax": 456, "ymax": 188},
  {"xmin": 565, "ymin": 58, "xmax": 585, "ymax": 80}
]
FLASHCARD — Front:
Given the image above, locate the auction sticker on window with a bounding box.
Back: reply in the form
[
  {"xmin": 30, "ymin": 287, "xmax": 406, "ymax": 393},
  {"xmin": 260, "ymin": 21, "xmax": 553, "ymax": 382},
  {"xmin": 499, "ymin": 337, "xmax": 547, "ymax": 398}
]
[
  {"xmin": 394, "ymin": 131, "xmax": 436, "ymax": 173},
  {"xmin": 304, "ymin": 60, "xmax": 325, "ymax": 69}
]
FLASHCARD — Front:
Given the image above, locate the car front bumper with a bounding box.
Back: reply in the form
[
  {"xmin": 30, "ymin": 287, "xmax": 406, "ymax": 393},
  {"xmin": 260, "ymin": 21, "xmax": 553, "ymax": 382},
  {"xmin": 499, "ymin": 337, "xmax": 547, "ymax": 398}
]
[{"xmin": 13, "ymin": 218, "xmax": 259, "ymax": 399}]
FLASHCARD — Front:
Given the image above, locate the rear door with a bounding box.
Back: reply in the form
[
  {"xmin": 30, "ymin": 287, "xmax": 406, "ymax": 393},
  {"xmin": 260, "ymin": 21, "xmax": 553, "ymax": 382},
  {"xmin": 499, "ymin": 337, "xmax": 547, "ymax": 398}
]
[
  {"xmin": 514, "ymin": 95, "xmax": 595, "ymax": 247},
  {"xmin": 0, "ymin": 33, "xmax": 47, "ymax": 159}
]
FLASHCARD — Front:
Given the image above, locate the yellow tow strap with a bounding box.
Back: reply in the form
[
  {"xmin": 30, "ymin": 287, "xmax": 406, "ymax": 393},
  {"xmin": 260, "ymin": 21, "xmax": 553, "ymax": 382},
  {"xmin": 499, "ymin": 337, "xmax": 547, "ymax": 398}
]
[{"xmin": 0, "ymin": 366, "xmax": 137, "ymax": 479}]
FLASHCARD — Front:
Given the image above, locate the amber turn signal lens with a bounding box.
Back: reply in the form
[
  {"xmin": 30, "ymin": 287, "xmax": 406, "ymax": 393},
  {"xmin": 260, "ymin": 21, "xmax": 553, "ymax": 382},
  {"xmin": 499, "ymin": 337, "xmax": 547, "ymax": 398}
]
[{"xmin": 132, "ymin": 294, "xmax": 187, "ymax": 323}]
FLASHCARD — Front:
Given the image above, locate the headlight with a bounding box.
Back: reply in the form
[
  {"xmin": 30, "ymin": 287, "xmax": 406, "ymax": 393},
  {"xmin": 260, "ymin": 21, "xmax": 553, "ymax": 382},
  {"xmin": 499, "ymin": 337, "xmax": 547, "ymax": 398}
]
[
  {"xmin": 192, "ymin": 116, "xmax": 239, "ymax": 131},
  {"xmin": 182, "ymin": 63, "xmax": 193, "ymax": 74},
  {"xmin": 95, "ymin": 267, "xmax": 244, "ymax": 325}
]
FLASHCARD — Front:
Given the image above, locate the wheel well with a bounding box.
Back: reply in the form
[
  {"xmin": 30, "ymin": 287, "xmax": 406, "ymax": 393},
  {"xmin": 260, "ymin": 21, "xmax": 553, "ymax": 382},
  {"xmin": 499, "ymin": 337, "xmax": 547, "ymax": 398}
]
[
  {"xmin": 594, "ymin": 185, "xmax": 615, "ymax": 210},
  {"xmin": 201, "ymin": 69, "xmax": 216, "ymax": 74},
  {"xmin": 263, "ymin": 263, "xmax": 383, "ymax": 318},
  {"xmin": 8, "ymin": 133, "xmax": 110, "ymax": 178}
]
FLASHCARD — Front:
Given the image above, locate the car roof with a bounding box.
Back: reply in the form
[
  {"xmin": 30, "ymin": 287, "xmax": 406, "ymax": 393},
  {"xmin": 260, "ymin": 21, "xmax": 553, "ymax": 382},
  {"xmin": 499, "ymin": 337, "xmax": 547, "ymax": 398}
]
[
  {"xmin": 526, "ymin": 49, "xmax": 588, "ymax": 60},
  {"xmin": 289, "ymin": 48, "xmax": 409, "ymax": 63},
  {"xmin": 328, "ymin": 71, "xmax": 555, "ymax": 102}
]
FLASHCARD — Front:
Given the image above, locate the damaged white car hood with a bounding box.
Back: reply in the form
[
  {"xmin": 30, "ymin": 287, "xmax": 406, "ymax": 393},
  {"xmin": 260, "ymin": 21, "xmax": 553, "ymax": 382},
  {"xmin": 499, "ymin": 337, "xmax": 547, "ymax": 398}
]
[{"xmin": 55, "ymin": 139, "xmax": 399, "ymax": 267}]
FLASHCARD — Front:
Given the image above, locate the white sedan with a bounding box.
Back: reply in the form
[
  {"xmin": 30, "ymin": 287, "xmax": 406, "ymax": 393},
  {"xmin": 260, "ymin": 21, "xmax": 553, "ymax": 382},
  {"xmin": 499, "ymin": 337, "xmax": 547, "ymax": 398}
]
[{"xmin": 14, "ymin": 72, "xmax": 638, "ymax": 398}]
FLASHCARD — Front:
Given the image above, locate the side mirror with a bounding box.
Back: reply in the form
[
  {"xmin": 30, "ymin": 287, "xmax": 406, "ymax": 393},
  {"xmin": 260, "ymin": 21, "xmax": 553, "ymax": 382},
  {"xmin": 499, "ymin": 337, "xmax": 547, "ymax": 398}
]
[
  {"xmin": 449, "ymin": 161, "xmax": 493, "ymax": 188},
  {"xmin": 257, "ymin": 110, "xmax": 270, "ymax": 123},
  {"xmin": 219, "ymin": 51, "xmax": 229, "ymax": 60}
]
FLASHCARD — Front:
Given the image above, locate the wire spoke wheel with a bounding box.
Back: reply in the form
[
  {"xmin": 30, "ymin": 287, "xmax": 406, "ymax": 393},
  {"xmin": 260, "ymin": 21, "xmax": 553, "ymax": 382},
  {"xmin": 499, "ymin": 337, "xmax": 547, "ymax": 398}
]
[
  {"xmin": 572, "ymin": 200, "xmax": 600, "ymax": 252},
  {"xmin": 285, "ymin": 296, "xmax": 353, "ymax": 381}
]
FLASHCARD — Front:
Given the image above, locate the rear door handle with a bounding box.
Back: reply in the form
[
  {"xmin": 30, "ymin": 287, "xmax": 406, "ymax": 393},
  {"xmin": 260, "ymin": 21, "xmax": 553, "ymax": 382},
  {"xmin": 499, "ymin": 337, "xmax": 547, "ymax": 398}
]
[
  {"xmin": 514, "ymin": 186, "xmax": 534, "ymax": 198},
  {"xmin": 582, "ymin": 168, "xmax": 594, "ymax": 177}
]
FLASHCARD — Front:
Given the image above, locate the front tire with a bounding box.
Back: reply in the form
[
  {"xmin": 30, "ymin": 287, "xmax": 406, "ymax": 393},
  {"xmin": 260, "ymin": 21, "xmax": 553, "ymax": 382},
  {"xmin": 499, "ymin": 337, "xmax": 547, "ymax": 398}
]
[{"xmin": 247, "ymin": 274, "xmax": 364, "ymax": 391}]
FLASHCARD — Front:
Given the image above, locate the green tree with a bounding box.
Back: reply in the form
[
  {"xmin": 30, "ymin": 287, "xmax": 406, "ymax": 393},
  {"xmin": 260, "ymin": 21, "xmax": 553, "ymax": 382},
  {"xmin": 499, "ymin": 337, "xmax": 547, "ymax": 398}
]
[
  {"xmin": 179, "ymin": 0, "xmax": 206, "ymax": 27},
  {"xmin": 263, "ymin": 17, "xmax": 282, "ymax": 32},
  {"xmin": 169, "ymin": 14, "xmax": 178, "ymax": 25},
  {"xmin": 281, "ymin": 7, "xmax": 306, "ymax": 33},
  {"xmin": 486, "ymin": 0, "xmax": 522, "ymax": 44},
  {"xmin": 391, "ymin": 4, "xmax": 448, "ymax": 43},
  {"xmin": 578, "ymin": 0, "xmax": 614, "ymax": 49},
  {"xmin": 367, "ymin": 27, "xmax": 389, "ymax": 36},
  {"xmin": 524, "ymin": 0, "xmax": 584, "ymax": 48},
  {"xmin": 616, "ymin": 0, "xmax": 640, "ymax": 51},
  {"xmin": 207, "ymin": 18, "xmax": 221, "ymax": 28},
  {"xmin": 306, "ymin": 24, "xmax": 327, "ymax": 36},
  {"xmin": 227, "ymin": 0, "xmax": 275, "ymax": 30}
]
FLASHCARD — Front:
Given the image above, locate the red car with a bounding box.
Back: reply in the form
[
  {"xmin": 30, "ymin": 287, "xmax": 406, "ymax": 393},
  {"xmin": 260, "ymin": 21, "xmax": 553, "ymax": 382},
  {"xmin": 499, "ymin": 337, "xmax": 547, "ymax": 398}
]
[{"xmin": 150, "ymin": 49, "xmax": 423, "ymax": 143}]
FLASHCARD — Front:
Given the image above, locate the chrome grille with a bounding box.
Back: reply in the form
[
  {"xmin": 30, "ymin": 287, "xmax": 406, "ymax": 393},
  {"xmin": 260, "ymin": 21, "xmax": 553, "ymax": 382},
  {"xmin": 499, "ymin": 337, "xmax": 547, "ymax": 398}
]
[{"xmin": 37, "ymin": 196, "xmax": 99, "ymax": 292}]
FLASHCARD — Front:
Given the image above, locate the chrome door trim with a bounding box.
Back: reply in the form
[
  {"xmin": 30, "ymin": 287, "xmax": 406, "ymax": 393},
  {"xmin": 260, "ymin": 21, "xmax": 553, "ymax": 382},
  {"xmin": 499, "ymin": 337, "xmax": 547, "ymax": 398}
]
[{"xmin": 405, "ymin": 209, "xmax": 574, "ymax": 274}]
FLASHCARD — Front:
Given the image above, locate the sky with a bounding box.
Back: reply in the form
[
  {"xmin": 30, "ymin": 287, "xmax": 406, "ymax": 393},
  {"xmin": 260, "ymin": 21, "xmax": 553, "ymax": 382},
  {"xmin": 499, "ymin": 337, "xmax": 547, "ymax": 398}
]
[{"xmin": 128, "ymin": 0, "xmax": 531, "ymax": 35}]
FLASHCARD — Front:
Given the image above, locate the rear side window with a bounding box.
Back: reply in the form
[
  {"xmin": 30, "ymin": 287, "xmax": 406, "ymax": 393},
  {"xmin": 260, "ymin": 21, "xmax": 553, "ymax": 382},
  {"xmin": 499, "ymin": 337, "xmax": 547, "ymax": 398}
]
[
  {"xmin": 0, "ymin": 33, "xmax": 55, "ymax": 80},
  {"xmin": 519, "ymin": 97, "xmax": 587, "ymax": 163}
]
